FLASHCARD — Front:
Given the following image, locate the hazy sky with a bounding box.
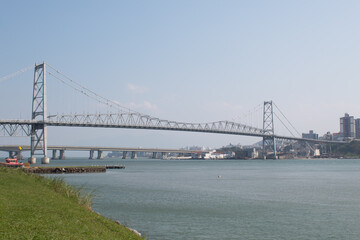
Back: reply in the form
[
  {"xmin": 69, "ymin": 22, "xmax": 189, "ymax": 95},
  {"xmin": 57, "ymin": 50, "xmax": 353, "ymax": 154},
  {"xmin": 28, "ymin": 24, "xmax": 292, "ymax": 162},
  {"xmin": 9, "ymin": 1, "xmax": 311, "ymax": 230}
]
[{"xmin": 1, "ymin": 1, "xmax": 360, "ymax": 151}]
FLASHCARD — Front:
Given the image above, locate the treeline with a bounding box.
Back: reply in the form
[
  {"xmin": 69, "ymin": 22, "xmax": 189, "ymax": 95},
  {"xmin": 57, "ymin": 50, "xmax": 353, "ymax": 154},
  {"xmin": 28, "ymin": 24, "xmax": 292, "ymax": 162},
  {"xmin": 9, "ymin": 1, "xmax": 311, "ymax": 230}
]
[{"xmin": 332, "ymin": 141, "xmax": 360, "ymax": 157}]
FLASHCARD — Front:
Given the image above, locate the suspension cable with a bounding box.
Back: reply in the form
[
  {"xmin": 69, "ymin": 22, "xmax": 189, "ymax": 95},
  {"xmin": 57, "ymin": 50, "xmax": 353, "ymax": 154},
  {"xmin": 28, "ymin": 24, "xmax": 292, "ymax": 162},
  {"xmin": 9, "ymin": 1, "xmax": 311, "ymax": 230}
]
[
  {"xmin": 273, "ymin": 102, "xmax": 314, "ymax": 151},
  {"xmin": 47, "ymin": 64, "xmax": 138, "ymax": 114},
  {"xmin": 273, "ymin": 102, "xmax": 302, "ymax": 137},
  {"xmin": 47, "ymin": 71, "xmax": 126, "ymax": 112},
  {"xmin": 236, "ymin": 103, "xmax": 262, "ymax": 127},
  {"xmin": 46, "ymin": 63, "xmax": 263, "ymax": 130},
  {"xmin": 0, "ymin": 65, "xmax": 33, "ymax": 83},
  {"xmin": 274, "ymin": 112, "xmax": 297, "ymax": 137}
]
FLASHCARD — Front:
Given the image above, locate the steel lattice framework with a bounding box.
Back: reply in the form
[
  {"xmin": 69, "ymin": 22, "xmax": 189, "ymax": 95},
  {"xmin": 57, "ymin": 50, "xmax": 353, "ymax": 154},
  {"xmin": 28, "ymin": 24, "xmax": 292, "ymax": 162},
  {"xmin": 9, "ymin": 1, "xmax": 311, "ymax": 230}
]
[
  {"xmin": 263, "ymin": 101, "xmax": 277, "ymax": 159},
  {"xmin": 30, "ymin": 63, "xmax": 48, "ymax": 162},
  {"xmin": 46, "ymin": 113, "xmax": 266, "ymax": 136},
  {"xmin": 0, "ymin": 118, "xmax": 346, "ymax": 145},
  {"xmin": 0, "ymin": 121, "xmax": 32, "ymax": 136}
]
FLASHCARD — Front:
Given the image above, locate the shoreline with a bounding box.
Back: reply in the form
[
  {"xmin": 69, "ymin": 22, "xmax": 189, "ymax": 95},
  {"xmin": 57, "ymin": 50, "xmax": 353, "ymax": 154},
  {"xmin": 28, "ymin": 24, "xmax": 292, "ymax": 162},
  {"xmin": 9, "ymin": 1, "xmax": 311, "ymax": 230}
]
[
  {"xmin": 0, "ymin": 166, "xmax": 142, "ymax": 239},
  {"xmin": 22, "ymin": 165, "xmax": 125, "ymax": 174}
]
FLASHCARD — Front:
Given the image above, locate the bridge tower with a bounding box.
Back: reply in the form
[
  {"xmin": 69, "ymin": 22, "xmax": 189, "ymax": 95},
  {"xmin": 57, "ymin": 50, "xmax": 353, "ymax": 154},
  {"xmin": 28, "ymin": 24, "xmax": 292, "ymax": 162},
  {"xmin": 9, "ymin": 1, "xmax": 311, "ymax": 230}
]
[
  {"xmin": 29, "ymin": 62, "xmax": 49, "ymax": 164},
  {"xmin": 263, "ymin": 101, "xmax": 277, "ymax": 159}
]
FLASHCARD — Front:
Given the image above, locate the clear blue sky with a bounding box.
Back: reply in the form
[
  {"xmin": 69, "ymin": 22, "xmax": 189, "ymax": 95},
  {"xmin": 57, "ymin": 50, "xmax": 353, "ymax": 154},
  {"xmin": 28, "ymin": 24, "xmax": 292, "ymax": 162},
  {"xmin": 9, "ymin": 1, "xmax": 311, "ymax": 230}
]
[{"xmin": 1, "ymin": 1, "xmax": 360, "ymax": 150}]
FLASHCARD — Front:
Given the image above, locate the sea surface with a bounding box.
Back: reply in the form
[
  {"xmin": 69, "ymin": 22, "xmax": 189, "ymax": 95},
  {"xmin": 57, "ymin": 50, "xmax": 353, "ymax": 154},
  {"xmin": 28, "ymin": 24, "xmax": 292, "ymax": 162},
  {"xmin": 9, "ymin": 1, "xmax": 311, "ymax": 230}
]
[{"xmin": 42, "ymin": 158, "xmax": 360, "ymax": 240}]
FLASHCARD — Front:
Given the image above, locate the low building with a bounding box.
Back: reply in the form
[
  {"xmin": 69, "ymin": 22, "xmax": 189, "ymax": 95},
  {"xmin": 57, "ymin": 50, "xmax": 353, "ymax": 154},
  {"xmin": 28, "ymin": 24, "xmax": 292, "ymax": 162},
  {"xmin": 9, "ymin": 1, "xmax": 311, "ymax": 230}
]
[
  {"xmin": 247, "ymin": 148, "xmax": 259, "ymax": 159},
  {"xmin": 322, "ymin": 131, "xmax": 333, "ymax": 141},
  {"xmin": 332, "ymin": 132, "xmax": 342, "ymax": 141},
  {"xmin": 204, "ymin": 150, "xmax": 235, "ymax": 159},
  {"xmin": 302, "ymin": 130, "xmax": 318, "ymax": 140}
]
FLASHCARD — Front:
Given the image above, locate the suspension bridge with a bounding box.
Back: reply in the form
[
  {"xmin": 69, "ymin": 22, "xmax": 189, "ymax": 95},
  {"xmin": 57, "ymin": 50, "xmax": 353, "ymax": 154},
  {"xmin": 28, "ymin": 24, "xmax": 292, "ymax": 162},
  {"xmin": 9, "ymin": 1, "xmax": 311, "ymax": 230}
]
[{"xmin": 0, "ymin": 62, "xmax": 346, "ymax": 164}]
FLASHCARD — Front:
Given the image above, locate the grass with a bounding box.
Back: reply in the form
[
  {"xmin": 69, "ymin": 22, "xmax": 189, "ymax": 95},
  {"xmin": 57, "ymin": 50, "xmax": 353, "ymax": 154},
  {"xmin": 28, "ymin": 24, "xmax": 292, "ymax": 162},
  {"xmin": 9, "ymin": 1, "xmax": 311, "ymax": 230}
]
[{"xmin": 0, "ymin": 167, "xmax": 144, "ymax": 240}]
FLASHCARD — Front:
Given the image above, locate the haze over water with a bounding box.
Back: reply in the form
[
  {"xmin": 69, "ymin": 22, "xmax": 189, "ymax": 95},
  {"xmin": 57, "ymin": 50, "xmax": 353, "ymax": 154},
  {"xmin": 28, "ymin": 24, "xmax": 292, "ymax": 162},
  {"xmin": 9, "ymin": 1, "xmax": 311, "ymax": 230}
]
[{"xmin": 50, "ymin": 158, "xmax": 360, "ymax": 240}]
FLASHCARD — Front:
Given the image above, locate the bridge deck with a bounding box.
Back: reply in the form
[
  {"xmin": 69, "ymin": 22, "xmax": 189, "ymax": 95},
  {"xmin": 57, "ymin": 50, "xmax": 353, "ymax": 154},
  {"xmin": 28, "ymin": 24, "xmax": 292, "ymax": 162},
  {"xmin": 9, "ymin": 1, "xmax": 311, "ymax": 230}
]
[
  {"xmin": 0, "ymin": 119, "xmax": 346, "ymax": 144},
  {"xmin": 0, "ymin": 145, "xmax": 206, "ymax": 153}
]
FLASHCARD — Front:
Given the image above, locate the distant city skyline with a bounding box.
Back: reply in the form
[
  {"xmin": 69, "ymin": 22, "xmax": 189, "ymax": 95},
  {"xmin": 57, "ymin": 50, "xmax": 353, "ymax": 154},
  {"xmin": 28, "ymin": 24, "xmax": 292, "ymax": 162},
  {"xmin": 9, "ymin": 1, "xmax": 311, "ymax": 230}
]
[{"xmin": 1, "ymin": 1, "xmax": 360, "ymax": 152}]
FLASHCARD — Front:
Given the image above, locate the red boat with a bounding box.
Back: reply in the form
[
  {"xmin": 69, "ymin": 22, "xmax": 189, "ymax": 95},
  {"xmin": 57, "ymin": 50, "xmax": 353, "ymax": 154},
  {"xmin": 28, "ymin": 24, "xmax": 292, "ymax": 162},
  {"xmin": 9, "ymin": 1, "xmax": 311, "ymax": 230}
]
[{"xmin": 0, "ymin": 158, "xmax": 24, "ymax": 167}]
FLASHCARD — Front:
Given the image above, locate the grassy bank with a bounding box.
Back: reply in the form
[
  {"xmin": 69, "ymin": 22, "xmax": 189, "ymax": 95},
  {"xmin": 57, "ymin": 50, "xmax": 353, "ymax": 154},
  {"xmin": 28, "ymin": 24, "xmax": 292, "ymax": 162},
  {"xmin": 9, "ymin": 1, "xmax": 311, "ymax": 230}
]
[{"xmin": 0, "ymin": 167, "xmax": 143, "ymax": 240}]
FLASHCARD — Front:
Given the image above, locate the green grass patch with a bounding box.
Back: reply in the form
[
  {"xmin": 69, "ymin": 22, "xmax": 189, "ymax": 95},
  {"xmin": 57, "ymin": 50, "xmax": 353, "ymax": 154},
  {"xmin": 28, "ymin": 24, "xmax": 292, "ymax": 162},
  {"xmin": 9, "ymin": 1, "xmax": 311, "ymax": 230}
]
[{"xmin": 0, "ymin": 167, "xmax": 143, "ymax": 240}]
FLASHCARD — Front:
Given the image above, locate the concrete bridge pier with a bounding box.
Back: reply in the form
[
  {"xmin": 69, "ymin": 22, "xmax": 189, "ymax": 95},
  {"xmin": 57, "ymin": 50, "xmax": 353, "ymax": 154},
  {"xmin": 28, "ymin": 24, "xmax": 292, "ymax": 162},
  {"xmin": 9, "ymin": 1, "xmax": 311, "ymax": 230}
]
[
  {"xmin": 28, "ymin": 157, "xmax": 36, "ymax": 164},
  {"xmin": 161, "ymin": 152, "xmax": 166, "ymax": 159},
  {"xmin": 41, "ymin": 157, "xmax": 50, "ymax": 164},
  {"xmin": 89, "ymin": 150, "xmax": 95, "ymax": 159},
  {"xmin": 152, "ymin": 152, "xmax": 158, "ymax": 159},
  {"xmin": 97, "ymin": 150, "xmax": 103, "ymax": 159},
  {"xmin": 122, "ymin": 151, "xmax": 128, "ymax": 159},
  {"xmin": 131, "ymin": 151, "xmax": 137, "ymax": 159},
  {"xmin": 59, "ymin": 150, "xmax": 65, "ymax": 160},
  {"xmin": 52, "ymin": 150, "xmax": 58, "ymax": 160}
]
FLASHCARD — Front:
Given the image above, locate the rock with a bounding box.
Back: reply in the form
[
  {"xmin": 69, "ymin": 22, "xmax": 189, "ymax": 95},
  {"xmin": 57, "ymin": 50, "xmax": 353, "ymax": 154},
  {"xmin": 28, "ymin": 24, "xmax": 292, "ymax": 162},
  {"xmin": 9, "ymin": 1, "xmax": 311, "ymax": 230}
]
[{"xmin": 127, "ymin": 227, "xmax": 142, "ymax": 237}]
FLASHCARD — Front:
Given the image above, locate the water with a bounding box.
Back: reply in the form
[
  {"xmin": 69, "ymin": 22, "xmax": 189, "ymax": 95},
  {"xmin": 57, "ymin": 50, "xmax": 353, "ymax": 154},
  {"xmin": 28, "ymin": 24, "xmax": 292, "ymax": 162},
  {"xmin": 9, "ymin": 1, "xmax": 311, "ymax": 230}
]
[{"xmin": 45, "ymin": 158, "xmax": 360, "ymax": 239}]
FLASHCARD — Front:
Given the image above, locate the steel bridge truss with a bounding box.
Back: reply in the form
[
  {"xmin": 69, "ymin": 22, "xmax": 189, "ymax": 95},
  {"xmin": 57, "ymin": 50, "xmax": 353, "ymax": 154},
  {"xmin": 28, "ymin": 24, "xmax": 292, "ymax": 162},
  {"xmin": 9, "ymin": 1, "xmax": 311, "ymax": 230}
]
[
  {"xmin": 46, "ymin": 113, "xmax": 265, "ymax": 136},
  {"xmin": 0, "ymin": 122, "xmax": 31, "ymax": 137}
]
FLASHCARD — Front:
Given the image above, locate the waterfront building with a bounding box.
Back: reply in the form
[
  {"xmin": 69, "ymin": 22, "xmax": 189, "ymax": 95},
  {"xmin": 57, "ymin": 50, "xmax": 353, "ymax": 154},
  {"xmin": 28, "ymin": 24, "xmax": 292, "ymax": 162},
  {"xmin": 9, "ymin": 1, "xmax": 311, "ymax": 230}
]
[
  {"xmin": 356, "ymin": 118, "xmax": 360, "ymax": 139},
  {"xmin": 302, "ymin": 130, "xmax": 318, "ymax": 140},
  {"xmin": 204, "ymin": 150, "xmax": 235, "ymax": 159},
  {"xmin": 340, "ymin": 113, "xmax": 355, "ymax": 139},
  {"xmin": 322, "ymin": 131, "xmax": 333, "ymax": 141},
  {"xmin": 247, "ymin": 148, "xmax": 259, "ymax": 159},
  {"xmin": 332, "ymin": 132, "xmax": 342, "ymax": 141}
]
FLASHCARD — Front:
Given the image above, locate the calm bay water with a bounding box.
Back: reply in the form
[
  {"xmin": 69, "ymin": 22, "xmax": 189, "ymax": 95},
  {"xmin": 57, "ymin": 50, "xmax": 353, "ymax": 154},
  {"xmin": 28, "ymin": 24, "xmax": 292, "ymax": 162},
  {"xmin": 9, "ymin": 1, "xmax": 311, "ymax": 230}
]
[{"xmin": 45, "ymin": 158, "xmax": 360, "ymax": 240}]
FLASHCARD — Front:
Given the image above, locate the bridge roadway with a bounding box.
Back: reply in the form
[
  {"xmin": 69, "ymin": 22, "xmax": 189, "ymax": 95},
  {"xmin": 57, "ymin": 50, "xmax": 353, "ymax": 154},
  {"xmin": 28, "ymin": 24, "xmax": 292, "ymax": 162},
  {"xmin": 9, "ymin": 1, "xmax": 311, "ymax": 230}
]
[
  {"xmin": 0, "ymin": 119, "xmax": 347, "ymax": 145},
  {"xmin": 0, "ymin": 145, "xmax": 206, "ymax": 160}
]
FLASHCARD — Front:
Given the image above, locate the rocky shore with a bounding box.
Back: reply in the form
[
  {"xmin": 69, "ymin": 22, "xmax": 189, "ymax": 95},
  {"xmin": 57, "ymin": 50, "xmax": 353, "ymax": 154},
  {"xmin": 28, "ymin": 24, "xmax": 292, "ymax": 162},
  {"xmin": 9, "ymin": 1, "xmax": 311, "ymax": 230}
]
[{"xmin": 24, "ymin": 166, "xmax": 106, "ymax": 174}]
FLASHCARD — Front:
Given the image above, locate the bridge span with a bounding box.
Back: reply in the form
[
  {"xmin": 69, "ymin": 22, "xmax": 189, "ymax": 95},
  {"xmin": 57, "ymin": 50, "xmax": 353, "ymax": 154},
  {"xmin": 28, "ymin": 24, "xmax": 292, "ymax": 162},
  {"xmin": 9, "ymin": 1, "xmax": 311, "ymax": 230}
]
[
  {"xmin": 0, "ymin": 145, "xmax": 206, "ymax": 160},
  {"xmin": 0, "ymin": 62, "xmax": 347, "ymax": 164},
  {"xmin": 0, "ymin": 119, "xmax": 346, "ymax": 144}
]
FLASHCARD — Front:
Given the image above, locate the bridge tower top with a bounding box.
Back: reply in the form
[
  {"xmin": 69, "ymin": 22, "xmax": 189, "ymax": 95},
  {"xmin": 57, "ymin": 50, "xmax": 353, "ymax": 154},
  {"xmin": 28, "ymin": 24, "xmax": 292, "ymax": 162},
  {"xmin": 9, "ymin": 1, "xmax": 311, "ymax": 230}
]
[{"xmin": 32, "ymin": 62, "xmax": 47, "ymax": 121}]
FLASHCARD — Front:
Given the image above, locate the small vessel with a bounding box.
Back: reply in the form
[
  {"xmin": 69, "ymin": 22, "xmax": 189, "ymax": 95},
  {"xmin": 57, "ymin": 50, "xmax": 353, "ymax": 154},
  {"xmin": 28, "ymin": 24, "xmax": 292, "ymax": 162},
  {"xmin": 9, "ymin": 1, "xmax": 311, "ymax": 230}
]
[{"xmin": 0, "ymin": 157, "xmax": 24, "ymax": 167}]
